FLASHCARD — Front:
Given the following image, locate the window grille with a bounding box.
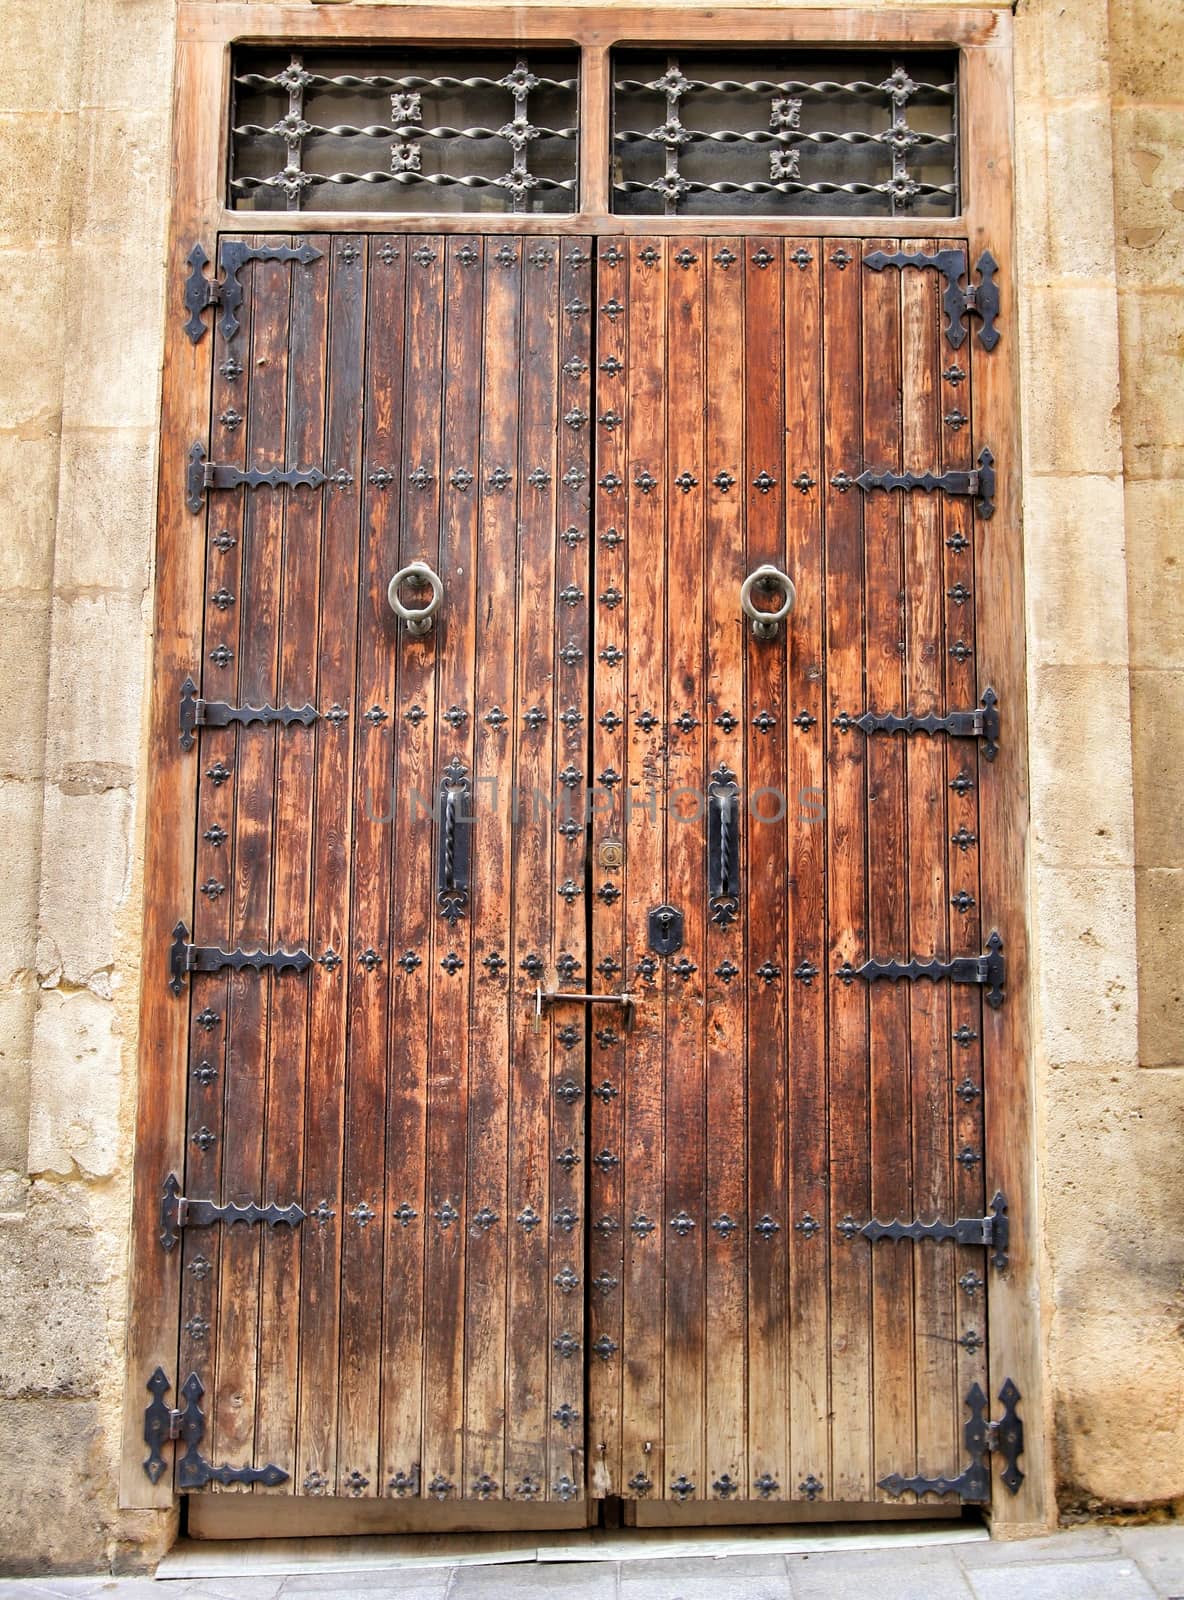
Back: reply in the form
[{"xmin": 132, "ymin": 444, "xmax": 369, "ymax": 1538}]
[
  {"xmin": 230, "ymin": 48, "xmax": 580, "ymax": 214},
  {"xmin": 611, "ymin": 50, "xmax": 958, "ymax": 217}
]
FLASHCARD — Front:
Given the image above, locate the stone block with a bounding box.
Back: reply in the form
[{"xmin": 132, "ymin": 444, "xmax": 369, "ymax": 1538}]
[
  {"xmin": 0, "ymin": 597, "xmax": 51, "ymax": 779},
  {"xmin": 0, "ymin": 777, "xmax": 44, "ymax": 976},
  {"xmin": 1135, "ymin": 866, "xmax": 1184, "ymax": 1066},
  {"xmin": 70, "ymin": 109, "xmax": 170, "ymax": 248},
  {"xmin": 965, "ymin": 1558, "xmax": 1156, "ymax": 1599},
  {"xmin": 0, "ymin": 113, "xmax": 74, "ymax": 250},
  {"xmin": 59, "ymin": 243, "xmax": 165, "ymax": 432},
  {"xmin": 0, "ymin": 248, "xmax": 69, "ymax": 431},
  {"xmin": 0, "ymin": 0, "xmax": 84, "ymax": 115},
  {"xmin": 1117, "ymin": 289, "xmax": 1184, "ymax": 482},
  {"xmin": 1108, "ymin": 0, "xmax": 1184, "ymax": 102},
  {"xmin": 789, "ymin": 1546, "xmax": 973, "ymax": 1599},
  {"xmin": 1014, "ymin": 0, "xmax": 1112, "ymax": 103},
  {"xmin": 1031, "ymin": 866, "xmax": 1138, "ymax": 1067},
  {"xmin": 1021, "ymin": 287, "xmax": 1123, "ymax": 478},
  {"xmin": 1015, "ymin": 100, "xmax": 1118, "ymax": 287},
  {"xmin": 1028, "ymin": 666, "xmax": 1134, "ymax": 868},
  {"xmin": 1043, "ymin": 1064, "xmax": 1184, "ymax": 1301},
  {"xmin": 0, "ymin": 988, "xmax": 34, "ymax": 1175},
  {"xmin": 43, "ymin": 591, "xmax": 147, "ymax": 776},
  {"xmin": 27, "ymin": 987, "xmax": 124, "ymax": 1179},
  {"xmin": 1117, "ymin": 1526, "xmax": 1184, "ymax": 1594},
  {"xmin": 79, "ymin": 0, "xmax": 177, "ymax": 115},
  {"xmin": 36, "ymin": 783, "xmax": 135, "ymax": 989},
  {"xmin": 453, "ymin": 1564, "xmax": 620, "ymax": 1599},
  {"xmin": 0, "ymin": 1182, "xmax": 117, "ymax": 1396},
  {"xmin": 1113, "ymin": 106, "xmax": 1184, "ymax": 290},
  {"xmin": 1130, "ymin": 669, "xmax": 1184, "ymax": 868},
  {"xmin": 53, "ymin": 427, "xmax": 157, "ymax": 595},
  {"xmin": 1124, "ymin": 478, "xmax": 1184, "ymax": 669},
  {"xmin": 1023, "ymin": 475, "xmax": 1130, "ymax": 668},
  {"xmin": 0, "ymin": 431, "xmax": 62, "ymax": 595},
  {"xmin": 0, "ymin": 1398, "xmax": 111, "ymax": 1573}
]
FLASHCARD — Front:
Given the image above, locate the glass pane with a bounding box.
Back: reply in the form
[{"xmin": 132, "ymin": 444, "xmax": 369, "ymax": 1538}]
[
  {"xmin": 230, "ymin": 48, "xmax": 579, "ymax": 215},
  {"xmin": 612, "ymin": 49, "xmax": 958, "ymax": 218}
]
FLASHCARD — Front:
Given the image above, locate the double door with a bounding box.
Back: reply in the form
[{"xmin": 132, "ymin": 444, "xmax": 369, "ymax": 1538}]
[{"xmin": 164, "ymin": 231, "xmax": 1004, "ymax": 1512}]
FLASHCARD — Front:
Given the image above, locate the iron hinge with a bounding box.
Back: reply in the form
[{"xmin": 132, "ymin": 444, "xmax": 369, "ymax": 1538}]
[
  {"xmin": 879, "ymin": 1379, "xmax": 1023, "ymax": 1503},
  {"xmin": 183, "ymin": 240, "xmax": 321, "ymax": 344},
  {"xmin": 863, "ymin": 247, "xmax": 1000, "ymax": 351},
  {"xmin": 180, "ymin": 676, "xmax": 317, "ymax": 749},
  {"xmin": 143, "ymin": 1367, "xmax": 288, "ymax": 1488},
  {"xmin": 159, "ymin": 1172, "xmax": 305, "ymax": 1252},
  {"xmin": 838, "ymin": 1191, "xmax": 1009, "ymax": 1271},
  {"xmin": 837, "ymin": 931, "xmax": 1005, "ymax": 1010},
  {"xmin": 168, "ymin": 921, "xmax": 312, "ymax": 995},
  {"xmin": 186, "ymin": 441, "xmax": 328, "ymax": 514},
  {"xmin": 834, "ymin": 447, "xmax": 995, "ymax": 519},
  {"xmin": 834, "ymin": 689, "xmax": 999, "ymax": 760}
]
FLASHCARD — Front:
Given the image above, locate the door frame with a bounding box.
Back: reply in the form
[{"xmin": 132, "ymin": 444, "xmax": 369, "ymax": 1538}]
[{"xmin": 122, "ymin": 1, "xmax": 1045, "ymax": 1532}]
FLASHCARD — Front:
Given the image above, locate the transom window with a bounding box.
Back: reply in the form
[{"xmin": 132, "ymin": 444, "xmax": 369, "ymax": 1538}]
[{"xmin": 229, "ymin": 44, "xmax": 958, "ymax": 218}]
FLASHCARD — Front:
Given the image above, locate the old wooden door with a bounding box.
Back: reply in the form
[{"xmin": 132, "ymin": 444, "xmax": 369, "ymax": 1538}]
[
  {"xmin": 150, "ymin": 228, "xmax": 1013, "ymax": 1518},
  {"xmin": 168, "ymin": 233, "xmax": 596, "ymax": 1506},
  {"xmin": 587, "ymin": 236, "xmax": 1005, "ymax": 1508}
]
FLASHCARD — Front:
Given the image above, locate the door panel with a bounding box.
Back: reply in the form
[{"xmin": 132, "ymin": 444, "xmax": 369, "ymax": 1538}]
[
  {"xmin": 589, "ymin": 237, "xmax": 990, "ymax": 1507},
  {"xmin": 181, "ymin": 235, "xmax": 593, "ymax": 1503}
]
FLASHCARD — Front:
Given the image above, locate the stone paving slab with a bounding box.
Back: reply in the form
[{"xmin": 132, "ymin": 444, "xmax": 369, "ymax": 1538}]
[{"xmin": 2, "ymin": 1525, "xmax": 1183, "ymax": 1600}]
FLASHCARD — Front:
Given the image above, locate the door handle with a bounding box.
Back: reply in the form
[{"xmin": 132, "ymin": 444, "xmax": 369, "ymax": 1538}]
[
  {"xmin": 388, "ymin": 560, "xmax": 443, "ymax": 635},
  {"xmin": 436, "ymin": 757, "xmax": 471, "ymax": 924},
  {"xmin": 708, "ymin": 763, "xmax": 740, "ymax": 926},
  {"xmin": 740, "ymin": 562, "xmax": 795, "ymax": 639},
  {"xmin": 533, "ymin": 986, "xmax": 636, "ymax": 1035}
]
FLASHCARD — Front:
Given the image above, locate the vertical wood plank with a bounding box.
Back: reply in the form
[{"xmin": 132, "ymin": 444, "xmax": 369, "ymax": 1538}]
[
  {"xmin": 902, "ymin": 241, "xmax": 960, "ymax": 1486},
  {"xmin": 545, "ymin": 239, "xmax": 592, "ymax": 1504},
  {"xmin": 859, "ymin": 239, "xmax": 915, "ymax": 1498},
  {"xmin": 743, "ymin": 239, "xmax": 790, "ymax": 1502},
  {"xmin": 421, "ymin": 232, "xmax": 474, "ymax": 1503},
  {"xmin": 823, "ymin": 239, "xmax": 873, "ymax": 1502},
  {"xmin": 662, "ymin": 238, "xmax": 707, "ymax": 1503},
  {"xmin": 211, "ymin": 245, "xmax": 291, "ymax": 1476},
  {"xmin": 378, "ymin": 233, "xmax": 441, "ymax": 1498},
  {"xmin": 783, "ymin": 240, "xmax": 830, "ymax": 1502},
  {"xmin": 295, "ymin": 243, "xmax": 357, "ymax": 1497},
  {"xmin": 254, "ymin": 234, "xmax": 329, "ymax": 1485},
  {"xmin": 619, "ymin": 238, "xmax": 668, "ymax": 1503},
  {"xmin": 464, "ymin": 236, "xmax": 522, "ymax": 1500},
  {"xmin": 703, "ymin": 236, "xmax": 748, "ymax": 1499},
  {"xmin": 588, "ymin": 237, "xmax": 628, "ymax": 1497}
]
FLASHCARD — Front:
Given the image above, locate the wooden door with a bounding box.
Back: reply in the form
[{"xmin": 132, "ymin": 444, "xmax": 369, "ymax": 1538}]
[
  {"xmin": 170, "ymin": 233, "xmax": 594, "ymax": 1506},
  {"xmin": 589, "ymin": 236, "xmax": 1001, "ymax": 1509}
]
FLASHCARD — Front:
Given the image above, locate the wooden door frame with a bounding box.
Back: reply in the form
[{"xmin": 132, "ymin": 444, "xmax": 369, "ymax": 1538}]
[{"xmin": 122, "ymin": 0, "xmax": 1046, "ymax": 1532}]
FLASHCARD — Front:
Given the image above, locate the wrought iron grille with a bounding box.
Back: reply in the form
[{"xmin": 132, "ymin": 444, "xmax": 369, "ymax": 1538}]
[
  {"xmin": 612, "ymin": 50, "xmax": 959, "ymax": 217},
  {"xmin": 230, "ymin": 49, "xmax": 580, "ymax": 214}
]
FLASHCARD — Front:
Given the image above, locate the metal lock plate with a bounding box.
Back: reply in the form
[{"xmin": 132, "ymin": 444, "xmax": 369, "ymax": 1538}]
[
  {"xmin": 648, "ymin": 903, "xmax": 684, "ymax": 956},
  {"xmin": 598, "ymin": 839, "xmax": 624, "ymax": 870}
]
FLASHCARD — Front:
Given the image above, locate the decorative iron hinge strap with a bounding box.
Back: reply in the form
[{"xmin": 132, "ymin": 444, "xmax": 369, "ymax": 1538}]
[
  {"xmin": 168, "ymin": 921, "xmax": 311, "ymax": 995},
  {"xmin": 186, "ymin": 441, "xmax": 328, "ymax": 514},
  {"xmin": 863, "ymin": 247, "xmax": 1000, "ymax": 351},
  {"xmin": 183, "ymin": 239, "xmax": 321, "ymax": 344},
  {"xmin": 835, "ymin": 688, "xmax": 999, "ymax": 760},
  {"xmin": 839, "ymin": 1191, "xmax": 1009, "ymax": 1271},
  {"xmin": 838, "ymin": 447, "xmax": 995, "ymax": 519},
  {"xmin": 143, "ymin": 1367, "xmax": 289, "ymax": 1488},
  {"xmin": 159, "ymin": 1172, "xmax": 305, "ymax": 1252},
  {"xmin": 837, "ymin": 931, "xmax": 1005, "ymax": 1009},
  {"xmin": 180, "ymin": 676, "xmax": 317, "ymax": 750},
  {"xmin": 879, "ymin": 1379, "xmax": 1023, "ymax": 1503}
]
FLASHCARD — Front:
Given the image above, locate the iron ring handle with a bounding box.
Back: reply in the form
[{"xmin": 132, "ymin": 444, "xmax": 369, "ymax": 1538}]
[
  {"xmin": 387, "ymin": 561, "xmax": 443, "ymax": 635},
  {"xmin": 740, "ymin": 563, "xmax": 796, "ymax": 640}
]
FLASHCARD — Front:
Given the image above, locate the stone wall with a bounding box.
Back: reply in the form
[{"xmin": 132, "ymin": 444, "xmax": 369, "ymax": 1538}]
[{"xmin": 0, "ymin": 0, "xmax": 1180, "ymax": 1574}]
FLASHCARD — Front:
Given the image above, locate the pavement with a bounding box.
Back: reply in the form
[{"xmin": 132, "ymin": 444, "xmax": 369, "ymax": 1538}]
[{"xmin": 2, "ymin": 1524, "xmax": 1183, "ymax": 1600}]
